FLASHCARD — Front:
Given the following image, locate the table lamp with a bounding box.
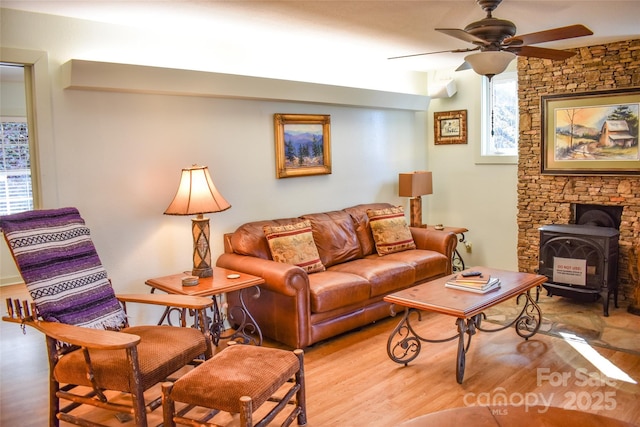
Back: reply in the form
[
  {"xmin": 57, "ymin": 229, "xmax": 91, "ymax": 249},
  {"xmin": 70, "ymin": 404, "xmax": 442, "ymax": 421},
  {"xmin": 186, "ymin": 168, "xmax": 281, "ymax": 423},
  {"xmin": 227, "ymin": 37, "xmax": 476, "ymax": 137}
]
[
  {"xmin": 399, "ymin": 171, "xmax": 433, "ymax": 228},
  {"xmin": 164, "ymin": 165, "xmax": 231, "ymax": 278}
]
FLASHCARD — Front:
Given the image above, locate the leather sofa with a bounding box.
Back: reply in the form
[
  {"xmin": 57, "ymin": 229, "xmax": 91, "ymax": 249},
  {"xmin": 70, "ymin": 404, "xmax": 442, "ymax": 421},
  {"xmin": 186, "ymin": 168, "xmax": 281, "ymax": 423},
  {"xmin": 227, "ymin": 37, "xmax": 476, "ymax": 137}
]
[{"xmin": 216, "ymin": 202, "xmax": 457, "ymax": 349}]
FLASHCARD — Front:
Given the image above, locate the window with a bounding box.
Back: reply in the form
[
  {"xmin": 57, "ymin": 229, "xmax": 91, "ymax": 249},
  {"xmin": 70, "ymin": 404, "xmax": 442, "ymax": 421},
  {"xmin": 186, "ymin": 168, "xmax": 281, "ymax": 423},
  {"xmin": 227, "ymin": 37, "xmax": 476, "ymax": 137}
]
[
  {"xmin": 1, "ymin": 64, "xmax": 34, "ymax": 215},
  {"xmin": 0, "ymin": 119, "xmax": 32, "ymax": 214},
  {"xmin": 478, "ymin": 71, "xmax": 518, "ymax": 164}
]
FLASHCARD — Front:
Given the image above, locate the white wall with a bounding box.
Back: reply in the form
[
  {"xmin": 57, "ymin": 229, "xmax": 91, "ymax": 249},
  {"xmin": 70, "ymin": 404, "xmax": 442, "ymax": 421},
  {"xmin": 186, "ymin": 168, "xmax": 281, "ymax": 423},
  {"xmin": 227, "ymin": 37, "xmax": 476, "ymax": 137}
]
[
  {"xmin": 0, "ymin": 9, "xmax": 432, "ymax": 291},
  {"xmin": 1, "ymin": 8, "xmax": 519, "ymax": 293},
  {"xmin": 0, "ymin": 78, "xmax": 25, "ymax": 117},
  {"xmin": 427, "ymin": 68, "xmax": 518, "ymax": 270}
]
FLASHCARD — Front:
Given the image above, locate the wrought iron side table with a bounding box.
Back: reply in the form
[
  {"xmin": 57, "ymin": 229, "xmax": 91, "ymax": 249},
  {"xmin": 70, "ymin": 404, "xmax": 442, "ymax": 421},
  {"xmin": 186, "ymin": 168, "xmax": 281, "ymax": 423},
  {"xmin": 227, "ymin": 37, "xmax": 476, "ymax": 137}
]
[{"xmin": 145, "ymin": 267, "xmax": 265, "ymax": 345}]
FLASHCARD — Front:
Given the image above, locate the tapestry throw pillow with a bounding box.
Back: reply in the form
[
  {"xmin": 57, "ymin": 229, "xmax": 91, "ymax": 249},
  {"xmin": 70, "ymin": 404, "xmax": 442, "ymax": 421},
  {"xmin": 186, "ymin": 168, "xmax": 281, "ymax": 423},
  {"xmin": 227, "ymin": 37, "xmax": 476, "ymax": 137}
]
[
  {"xmin": 366, "ymin": 206, "xmax": 416, "ymax": 255},
  {"xmin": 263, "ymin": 220, "xmax": 325, "ymax": 273},
  {"xmin": 0, "ymin": 207, "xmax": 127, "ymax": 329}
]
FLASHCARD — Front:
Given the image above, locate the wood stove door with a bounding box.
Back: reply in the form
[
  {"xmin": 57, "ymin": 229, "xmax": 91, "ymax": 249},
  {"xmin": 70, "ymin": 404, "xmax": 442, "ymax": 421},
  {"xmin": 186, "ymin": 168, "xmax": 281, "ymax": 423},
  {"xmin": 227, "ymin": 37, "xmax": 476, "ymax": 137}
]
[{"xmin": 539, "ymin": 235, "xmax": 605, "ymax": 290}]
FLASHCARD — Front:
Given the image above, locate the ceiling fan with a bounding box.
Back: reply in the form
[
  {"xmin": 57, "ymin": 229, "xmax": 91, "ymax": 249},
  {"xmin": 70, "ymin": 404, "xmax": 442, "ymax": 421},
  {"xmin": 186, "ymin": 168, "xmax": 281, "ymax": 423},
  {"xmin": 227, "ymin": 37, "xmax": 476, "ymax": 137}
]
[{"xmin": 390, "ymin": 0, "xmax": 593, "ymax": 78}]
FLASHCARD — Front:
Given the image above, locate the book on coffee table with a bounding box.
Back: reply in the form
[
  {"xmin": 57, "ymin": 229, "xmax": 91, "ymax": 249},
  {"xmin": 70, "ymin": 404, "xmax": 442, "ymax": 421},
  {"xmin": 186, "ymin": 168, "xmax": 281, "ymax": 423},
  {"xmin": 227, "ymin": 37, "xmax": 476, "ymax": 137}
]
[
  {"xmin": 450, "ymin": 273, "xmax": 492, "ymax": 285},
  {"xmin": 445, "ymin": 277, "xmax": 501, "ymax": 294}
]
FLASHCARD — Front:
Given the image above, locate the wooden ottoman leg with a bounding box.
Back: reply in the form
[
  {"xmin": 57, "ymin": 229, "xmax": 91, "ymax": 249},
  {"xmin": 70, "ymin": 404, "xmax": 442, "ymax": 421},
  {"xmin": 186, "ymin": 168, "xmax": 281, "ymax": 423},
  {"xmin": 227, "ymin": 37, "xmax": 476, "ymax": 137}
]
[
  {"xmin": 161, "ymin": 382, "xmax": 176, "ymax": 427},
  {"xmin": 294, "ymin": 349, "xmax": 308, "ymax": 426},
  {"xmin": 240, "ymin": 395, "xmax": 253, "ymax": 427}
]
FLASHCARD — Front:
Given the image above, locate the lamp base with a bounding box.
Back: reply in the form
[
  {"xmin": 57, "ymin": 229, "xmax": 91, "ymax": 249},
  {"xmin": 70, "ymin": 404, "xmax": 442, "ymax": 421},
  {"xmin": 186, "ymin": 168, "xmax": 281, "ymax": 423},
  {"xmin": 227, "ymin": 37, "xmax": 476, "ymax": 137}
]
[
  {"xmin": 192, "ymin": 215, "xmax": 213, "ymax": 278},
  {"xmin": 409, "ymin": 196, "xmax": 425, "ymax": 228},
  {"xmin": 192, "ymin": 266, "xmax": 213, "ymax": 278}
]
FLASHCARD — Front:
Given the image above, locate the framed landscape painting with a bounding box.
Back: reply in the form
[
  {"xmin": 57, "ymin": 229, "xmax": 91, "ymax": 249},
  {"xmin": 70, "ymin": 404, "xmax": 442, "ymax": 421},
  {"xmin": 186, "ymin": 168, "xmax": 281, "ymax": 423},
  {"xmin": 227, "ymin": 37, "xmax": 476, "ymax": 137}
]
[
  {"xmin": 274, "ymin": 114, "xmax": 331, "ymax": 178},
  {"xmin": 541, "ymin": 88, "xmax": 640, "ymax": 175}
]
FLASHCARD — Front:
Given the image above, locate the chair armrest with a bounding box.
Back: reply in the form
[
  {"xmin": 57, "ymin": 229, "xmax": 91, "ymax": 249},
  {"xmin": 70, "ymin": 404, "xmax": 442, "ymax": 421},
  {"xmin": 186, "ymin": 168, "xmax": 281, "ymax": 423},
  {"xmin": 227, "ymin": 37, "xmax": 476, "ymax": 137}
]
[
  {"xmin": 116, "ymin": 294, "xmax": 213, "ymax": 310},
  {"xmin": 2, "ymin": 317, "xmax": 140, "ymax": 350}
]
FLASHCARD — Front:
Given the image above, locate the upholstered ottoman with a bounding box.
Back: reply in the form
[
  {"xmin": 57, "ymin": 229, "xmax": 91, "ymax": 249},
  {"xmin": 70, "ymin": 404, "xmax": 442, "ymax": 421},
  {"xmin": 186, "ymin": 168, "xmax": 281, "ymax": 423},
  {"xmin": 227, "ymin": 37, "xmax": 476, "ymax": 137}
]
[{"xmin": 162, "ymin": 343, "xmax": 306, "ymax": 427}]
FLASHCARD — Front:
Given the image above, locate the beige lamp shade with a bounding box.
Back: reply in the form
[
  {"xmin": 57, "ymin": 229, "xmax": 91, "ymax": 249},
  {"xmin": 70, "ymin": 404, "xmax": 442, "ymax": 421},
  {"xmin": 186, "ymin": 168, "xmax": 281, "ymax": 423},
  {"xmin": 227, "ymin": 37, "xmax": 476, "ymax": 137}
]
[
  {"xmin": 399, "ymin": 171, "xmax": 433, "ymax": 198},
  {"xmin": 464, "ymin": 51, "xmax": 515, "ymax": 78},
  {"xmin": 164, "ymin": 165, "xmax": 231, "ymax": 216}
]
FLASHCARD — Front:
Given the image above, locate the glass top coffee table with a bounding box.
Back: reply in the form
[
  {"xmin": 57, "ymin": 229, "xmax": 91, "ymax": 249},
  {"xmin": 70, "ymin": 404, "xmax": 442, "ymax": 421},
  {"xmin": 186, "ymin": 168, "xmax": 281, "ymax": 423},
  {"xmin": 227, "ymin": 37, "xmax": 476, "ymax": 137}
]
[{"xmin": 384, "ymin": 266, "xmax": 547, "ymax": 384}]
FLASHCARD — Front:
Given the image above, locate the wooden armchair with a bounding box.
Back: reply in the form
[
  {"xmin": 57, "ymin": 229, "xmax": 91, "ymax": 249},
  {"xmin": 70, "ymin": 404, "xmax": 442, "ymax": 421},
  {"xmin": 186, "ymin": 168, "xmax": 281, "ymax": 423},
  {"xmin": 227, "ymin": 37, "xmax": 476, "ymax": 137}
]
[{"xmin": 1, "ymin": 207, "xmax": 214, "ymax": 427}]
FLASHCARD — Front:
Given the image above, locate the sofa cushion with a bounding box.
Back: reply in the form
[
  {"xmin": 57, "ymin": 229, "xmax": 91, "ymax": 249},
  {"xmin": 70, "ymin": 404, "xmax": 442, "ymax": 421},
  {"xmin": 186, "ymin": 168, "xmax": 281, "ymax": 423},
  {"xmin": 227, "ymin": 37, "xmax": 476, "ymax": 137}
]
[
  {"xmin": 308, "ymin": 271, "xmax": 371, "ymax": 313},
  {"xmin": 301, "ymin": 210, "xmax": 362, "ymax": 267},
  {"xmin": 263, "ymin": 220, "xmax": 325, "ymax": 273},
  {"xmin": 230, "ymin": 218, "xmax": 302, "ymax": 260},
  {"xmin": 365, "ymin": 249, "xmax": 449, "ymax": 283},
  {"xmin": 343, "ymin": 203, "xmax": 394, "ymax": 256},
  {"xmin": 328, "ymin": 258, "xmax": 415, "ymax": 298},
  {"xmin": 366, "ymin": 206, "xmax": 416, "ymax": 255}
]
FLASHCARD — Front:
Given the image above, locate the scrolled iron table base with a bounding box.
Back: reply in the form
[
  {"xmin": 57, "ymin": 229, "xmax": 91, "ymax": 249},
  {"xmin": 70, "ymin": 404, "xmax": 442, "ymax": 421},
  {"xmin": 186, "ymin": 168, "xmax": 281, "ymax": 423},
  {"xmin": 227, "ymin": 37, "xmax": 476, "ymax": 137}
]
[
  {"xmin": 387, "ymin": 290, "xmax": 542, "ymax": 384},
  {"xmin": 220, "ymin": 285, "xmax": 263, "ymax": 345},
  {"xmin": 154, "ymin": 286, "xmax": 263, "ymax": 346}
]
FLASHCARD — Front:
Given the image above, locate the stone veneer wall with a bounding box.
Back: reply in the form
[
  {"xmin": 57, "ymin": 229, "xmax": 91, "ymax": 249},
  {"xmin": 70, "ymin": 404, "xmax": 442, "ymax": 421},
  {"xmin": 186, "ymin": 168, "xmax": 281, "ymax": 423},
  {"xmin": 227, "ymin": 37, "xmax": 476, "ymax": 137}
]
[{"xmin": 517, "ymin": 39, "xmax": 640, "ymax": 298}]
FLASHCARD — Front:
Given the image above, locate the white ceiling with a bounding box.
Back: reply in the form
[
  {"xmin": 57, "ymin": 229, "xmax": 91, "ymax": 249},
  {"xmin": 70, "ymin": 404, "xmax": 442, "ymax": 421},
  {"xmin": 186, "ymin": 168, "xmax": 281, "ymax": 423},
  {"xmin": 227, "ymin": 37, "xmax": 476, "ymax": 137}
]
[{"xmin": 4, "ymin": 0, "xmax": 640, "ymax": 72}]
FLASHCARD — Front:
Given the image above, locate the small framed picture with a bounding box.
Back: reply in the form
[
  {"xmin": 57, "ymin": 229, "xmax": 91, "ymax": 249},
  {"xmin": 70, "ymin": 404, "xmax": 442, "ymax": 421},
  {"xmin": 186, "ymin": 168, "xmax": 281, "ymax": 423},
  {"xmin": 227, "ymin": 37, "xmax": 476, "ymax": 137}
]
[{"xmin": 434, "ymin": 110, "xmax": 467, "ymax": 145}]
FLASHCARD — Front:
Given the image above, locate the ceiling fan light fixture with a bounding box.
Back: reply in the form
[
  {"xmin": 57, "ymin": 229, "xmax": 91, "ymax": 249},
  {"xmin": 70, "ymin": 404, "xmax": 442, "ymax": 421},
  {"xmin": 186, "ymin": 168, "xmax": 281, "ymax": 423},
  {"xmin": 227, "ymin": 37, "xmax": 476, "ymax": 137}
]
[{"xmin": 464, "ymin": 51, "xmax": 515, "ymax": 78}]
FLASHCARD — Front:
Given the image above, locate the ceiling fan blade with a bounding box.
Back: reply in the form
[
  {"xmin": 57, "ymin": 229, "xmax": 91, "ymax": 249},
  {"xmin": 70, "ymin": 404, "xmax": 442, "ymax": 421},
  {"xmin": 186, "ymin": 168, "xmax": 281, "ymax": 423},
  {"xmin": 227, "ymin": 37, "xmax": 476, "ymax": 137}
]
[
  {"xmin": 508, "ymin": 45, "xmax": 576, "ymax": 60},
  {"xmin": 436, "ymin": 28, "xmax": 490, "ymax": 45},
  {"xmin": 504, "ymin": 24, "xmax": 593, "ymax": 46},
  {"xmin": 388, "ymin": 47, "xmax": 478, "ymax": 60},
  {"xmin": 455, "ymin": 61, "xmax": 472, "ymax": 72}
]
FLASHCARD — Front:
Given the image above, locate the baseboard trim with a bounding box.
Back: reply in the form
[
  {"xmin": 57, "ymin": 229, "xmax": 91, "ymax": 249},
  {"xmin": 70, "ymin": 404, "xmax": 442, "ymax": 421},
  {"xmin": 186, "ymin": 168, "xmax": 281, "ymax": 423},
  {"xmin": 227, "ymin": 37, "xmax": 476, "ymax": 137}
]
[{"xmin": 0, "ymin": 276, "xmax": 23, "ymax": 287}]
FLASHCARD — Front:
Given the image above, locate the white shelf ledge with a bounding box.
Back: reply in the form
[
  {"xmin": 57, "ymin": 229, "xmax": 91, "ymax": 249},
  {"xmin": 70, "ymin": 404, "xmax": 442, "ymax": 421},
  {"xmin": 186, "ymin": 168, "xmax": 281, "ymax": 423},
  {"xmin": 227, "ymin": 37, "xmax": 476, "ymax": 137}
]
[{"xmin": 61, "ymin": 60, "xmax": 430, "ymax": 111}]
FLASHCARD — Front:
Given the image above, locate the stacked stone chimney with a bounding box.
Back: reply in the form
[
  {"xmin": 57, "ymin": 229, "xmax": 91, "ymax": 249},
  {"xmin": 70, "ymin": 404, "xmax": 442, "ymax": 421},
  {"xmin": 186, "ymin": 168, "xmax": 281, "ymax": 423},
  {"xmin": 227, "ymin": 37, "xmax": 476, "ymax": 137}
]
[{"xmin": 517, "ymin": 39, "xmax": 640, "ymax": 298}]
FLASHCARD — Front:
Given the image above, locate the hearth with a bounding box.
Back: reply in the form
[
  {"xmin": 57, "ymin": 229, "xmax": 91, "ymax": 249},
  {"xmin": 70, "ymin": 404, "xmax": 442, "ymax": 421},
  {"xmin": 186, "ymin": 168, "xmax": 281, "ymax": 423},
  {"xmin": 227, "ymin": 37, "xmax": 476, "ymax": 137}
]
[{"xmin": 538, "ymin": 204, "xmax": 621, "ymax": 316}]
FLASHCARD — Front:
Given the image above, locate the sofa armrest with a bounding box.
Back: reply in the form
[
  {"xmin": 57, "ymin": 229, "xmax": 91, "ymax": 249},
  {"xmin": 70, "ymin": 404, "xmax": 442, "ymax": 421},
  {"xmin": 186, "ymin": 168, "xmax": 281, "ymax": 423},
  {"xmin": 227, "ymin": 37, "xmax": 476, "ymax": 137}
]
[
  {"xmin": 217, "ymin": 252, "xmax": 313, "ymax": 348},
  {"xmin": 216, "ymin": 253, "xmax": 310, "ymax": 298},
  {"xmin": 410, "ymin": 227, "xmax": 457, "ymax": 269}
]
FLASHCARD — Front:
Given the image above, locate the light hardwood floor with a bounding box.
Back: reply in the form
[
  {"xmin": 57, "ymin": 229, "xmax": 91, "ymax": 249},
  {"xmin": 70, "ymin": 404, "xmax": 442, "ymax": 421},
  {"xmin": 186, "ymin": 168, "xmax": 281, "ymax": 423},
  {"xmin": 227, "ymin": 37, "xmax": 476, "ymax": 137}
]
[{"xmin": 1, "ymin": 284, "xmax": 639, "ymax": 426}]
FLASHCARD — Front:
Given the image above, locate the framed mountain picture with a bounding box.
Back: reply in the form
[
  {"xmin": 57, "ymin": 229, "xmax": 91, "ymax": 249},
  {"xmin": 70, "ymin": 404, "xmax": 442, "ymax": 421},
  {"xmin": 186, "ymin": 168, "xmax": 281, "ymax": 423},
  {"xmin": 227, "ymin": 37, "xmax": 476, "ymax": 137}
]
[{"xmin": 274, "ymin": 114, "xmax": 332, "ymax": 178}]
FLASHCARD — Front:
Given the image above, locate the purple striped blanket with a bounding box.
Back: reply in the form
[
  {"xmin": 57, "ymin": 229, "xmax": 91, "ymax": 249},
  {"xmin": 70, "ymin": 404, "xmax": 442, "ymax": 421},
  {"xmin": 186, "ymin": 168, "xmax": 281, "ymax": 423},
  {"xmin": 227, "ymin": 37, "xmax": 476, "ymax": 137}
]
[{"xmin": 0, "ymin": 207, "xmax": 126, "ymax": 329}]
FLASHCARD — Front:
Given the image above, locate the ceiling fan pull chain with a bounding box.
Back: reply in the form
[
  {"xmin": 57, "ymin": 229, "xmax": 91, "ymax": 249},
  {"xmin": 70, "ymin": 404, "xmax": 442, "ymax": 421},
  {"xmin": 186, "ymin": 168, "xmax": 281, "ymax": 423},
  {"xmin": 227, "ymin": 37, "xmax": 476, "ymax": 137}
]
[{"xmin": 490, "ymin": 78, "xmax": 495, "ymax": 137}]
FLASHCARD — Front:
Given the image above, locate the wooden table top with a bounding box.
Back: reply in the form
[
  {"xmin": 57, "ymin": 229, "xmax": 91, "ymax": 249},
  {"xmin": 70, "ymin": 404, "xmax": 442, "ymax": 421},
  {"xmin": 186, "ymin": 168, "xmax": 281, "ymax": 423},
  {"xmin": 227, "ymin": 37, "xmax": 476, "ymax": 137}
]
[
  {"xmin": 145, "ymin": 267, "xmax": 264, "ymax": 297},
  {"xmin": 384, "ymin": 266, "xmax": 546, "ymax": 319}
]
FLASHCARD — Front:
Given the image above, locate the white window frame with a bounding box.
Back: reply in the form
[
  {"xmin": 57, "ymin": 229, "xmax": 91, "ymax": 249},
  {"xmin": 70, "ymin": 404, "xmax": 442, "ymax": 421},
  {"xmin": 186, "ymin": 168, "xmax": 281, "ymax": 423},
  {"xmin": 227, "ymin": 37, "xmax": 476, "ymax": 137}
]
[
  {"xmin": 1, "ymin": 48, "xmax": 55, "ymax": 211},
  {"xmin": 1, "ymin": 63, "xmax": 34, "ymax": 215},
  {"xmin": 476, "ymin": 70, "xmax": 518, "ymax": 165}
]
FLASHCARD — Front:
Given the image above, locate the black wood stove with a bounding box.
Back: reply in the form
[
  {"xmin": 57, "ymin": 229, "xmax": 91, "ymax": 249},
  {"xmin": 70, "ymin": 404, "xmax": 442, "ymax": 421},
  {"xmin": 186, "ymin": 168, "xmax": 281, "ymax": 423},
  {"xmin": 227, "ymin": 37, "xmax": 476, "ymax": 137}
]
[{"xmin": 538, "ymin": 204, "xmax": 621, "ymax": 316}]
